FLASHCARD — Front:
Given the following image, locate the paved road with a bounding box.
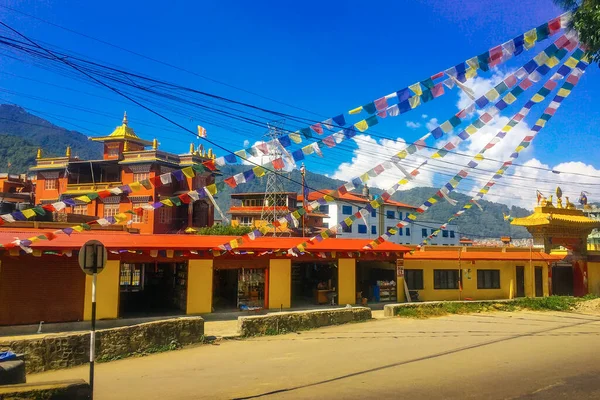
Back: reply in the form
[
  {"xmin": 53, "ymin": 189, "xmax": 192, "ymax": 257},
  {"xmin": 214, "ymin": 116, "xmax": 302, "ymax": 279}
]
[{"xmin": 29, "ymin": 311, "xmax": 600, "ymax": 400}]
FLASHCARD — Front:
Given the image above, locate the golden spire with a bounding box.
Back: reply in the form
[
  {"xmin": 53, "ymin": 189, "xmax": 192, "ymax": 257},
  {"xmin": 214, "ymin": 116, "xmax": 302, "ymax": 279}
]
[
  {"xmin": 152, "ymin": 138, "xmax": 158, "ymax": 150},
  {"xmin": 36, "ymin": 148, "xmax": 42, "ymax": 159},
  {"xmin": 66, "ymin": 146, "xmax": 71, "ymax": 158},
  {"xmin": 122, "ymin": 111, "xmax": 128, "ymax": 126},
  {"xmin": 190, "ymin": 143, "xmax": 195, "ymax": 154},
  {"xmin": 198, "ymin": 144, "xmax": 204, "ymax": 157},
  {"xmin": 207, "ymin": 148, "xmax": 213, "ymax": 159},
  {"xmin": 123, "ymin": 140, "xmax": 130, "ymax": 152}
]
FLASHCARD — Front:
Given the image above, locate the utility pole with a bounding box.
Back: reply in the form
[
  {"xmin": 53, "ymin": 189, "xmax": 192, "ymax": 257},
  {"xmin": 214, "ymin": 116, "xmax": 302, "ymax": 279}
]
[
  {"xmin": 260, "ymin": 120, "xmax": 289, "ymax": 236},
  {"xmin": 300, "ymin": 163, "xmax": 307, "ymax": 237}
]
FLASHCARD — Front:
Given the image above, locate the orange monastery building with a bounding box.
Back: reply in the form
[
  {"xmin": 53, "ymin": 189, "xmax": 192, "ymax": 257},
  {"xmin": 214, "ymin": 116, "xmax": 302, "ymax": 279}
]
[{"xmin": 30, "ymin": 113, "xmax": 218, "ymax": 234}]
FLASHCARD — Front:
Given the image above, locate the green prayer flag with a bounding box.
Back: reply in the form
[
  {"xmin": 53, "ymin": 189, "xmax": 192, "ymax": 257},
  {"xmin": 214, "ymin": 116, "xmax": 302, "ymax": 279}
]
[
  {"xmin": 362, "ymin": 102, "xmax": 377, "ymax": 114},
  {"xmin": 365, "ymin": 115, "xmax": 379, "ymax": 127}
]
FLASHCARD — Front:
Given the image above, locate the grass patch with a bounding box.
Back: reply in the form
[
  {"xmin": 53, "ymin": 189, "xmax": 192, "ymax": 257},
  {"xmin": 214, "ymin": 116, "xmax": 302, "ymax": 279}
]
[{"xmin": 395, "ymin": 296, "xmax": 588, "ymax": 319}]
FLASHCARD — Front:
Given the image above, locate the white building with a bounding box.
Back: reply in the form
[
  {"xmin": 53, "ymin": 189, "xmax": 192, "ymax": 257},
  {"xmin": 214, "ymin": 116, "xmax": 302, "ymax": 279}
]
[{"xmin": 298, "ymin": 190, "xmax": 459, "ymax": 246}]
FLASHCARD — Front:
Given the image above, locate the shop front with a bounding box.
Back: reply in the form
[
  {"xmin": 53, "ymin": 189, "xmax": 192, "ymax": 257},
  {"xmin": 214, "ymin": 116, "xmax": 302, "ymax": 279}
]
[
  {"xmin": 119, "ymin": 261, "xmax": 188, "ymax": 317},
  {"xmin": 356, "ymin": 261, "xmax": 398, "ymax": 303},
  {"xmin": 291, "ymin": 261, "xmax": 338, "ymax": 307},
  {"xmin": 213, "ymin": 258, "xmax": 268, "ymax": 311}
]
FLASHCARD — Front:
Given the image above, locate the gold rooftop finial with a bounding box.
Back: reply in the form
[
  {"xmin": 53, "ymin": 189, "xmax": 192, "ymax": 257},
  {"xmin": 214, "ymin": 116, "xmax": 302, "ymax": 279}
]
[
  {"xmin": 66, "ymin": 146, "xmax": 71, "ymax": 158},
  {"xmin": 123, "ymin": 140, "xmax": 129, "ymax": 152},
  {"xmin": 122, "ymin": 111, "xmax": 128, "ymax": 125},
  {"xmin": 190, "ymin": 143, "xmax": 195, "ymax": 154},
  {"xmin": 207, "ymin": 148, "xmax": 213, "ymax": 159},
  {"xmin": 36, "ymin": 148, "xmax": 42, "ymax": 159},
  {"xmin": 152, "ymin": 138, "xmax": 158, "ymax": 150}
]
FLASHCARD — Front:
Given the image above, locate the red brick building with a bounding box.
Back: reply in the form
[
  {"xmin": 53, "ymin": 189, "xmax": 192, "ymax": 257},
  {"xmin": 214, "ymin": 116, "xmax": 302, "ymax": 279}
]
[{"xmin": 30, "ymin": 113, "xmax": 218, "ymax": 234}]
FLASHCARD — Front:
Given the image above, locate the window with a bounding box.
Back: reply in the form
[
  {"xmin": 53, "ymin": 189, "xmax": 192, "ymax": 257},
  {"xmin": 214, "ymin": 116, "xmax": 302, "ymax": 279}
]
[
  {"xmin": 158, "ymin": 206, "xmax": 172, "ymax": 224},
  {"xmin": 386, "ymin": 210, "xmax": 395, "ymax": 219},
  {"xmin": 103, "ymin": 204, "xmax": 119, "ymax": 218},
  {"xmin": 405, "ymin": 269, "xmax": 424, "ymax": 290},
  {"xmin": 73, "ymin": 204, "xmax": 87, "ymax": 215},
  {"xmin": 120, "ymin": 263, "xmax": 143, "ymax": 292},
  {"xmin": 434, "ymin": 269, "xmax": 460, "ymax": 289},
  {"xmin": 358, "ymin": 224, "xmax": 367, "ymax": 234},
  {"xmin": 371, "ymin": 209, "xmax": 376, "ymax": 218},
  {"xmin": 450, "ymin": 230, "xmax": 455, "ymax": 238},
  {"xmin": 133, "ymin": 172, "xmax": 149, "ymax": 183},
  {"xmin": 421, "ymin": 228, "xmax": 428, "ymax": 237},
  {"xmin": 371, "ymin": 225, "xmax": 377, "ymax": 235},
  {"xmin": 342, "ymin": 224, "xmax": 352, "ymax": 233},
  {"xmin": 398, "ymin": 212, "xmax": 403, "ymax": 220},
  {"xmin": 405, "ymin": 227, "xmax": 411, "ymax": 236},
  {"xmin": 240, "ymin": 216, "xmax": 253, "ymax": 227},
  {"xmin": 44, "ymin": 178, "xmax": 57, "ymax": 190},
  {"xmin": 131, "ymin": 203, "xmax": 148, "ymax": 224},
  {"xmin": 442, "ymin": 230, "xmax": 449, "ymax": 238},
  {"xmin": 399, "ymin": 227, "xmax": 403, "ymax": 236},
  {"xmin": 107, "ymin": 146, "xmax": 120, "ymax": 158},
  {"xmin": 342, "ymin": 205, "xmax": 352, "ymax": 215},
  {"xmin": 319, "ymin": 205, "xmax": 329, "ymax": 214},
  {"xmin": 477, "ymin": 270, "xmax": 500, "ymax": 289}
]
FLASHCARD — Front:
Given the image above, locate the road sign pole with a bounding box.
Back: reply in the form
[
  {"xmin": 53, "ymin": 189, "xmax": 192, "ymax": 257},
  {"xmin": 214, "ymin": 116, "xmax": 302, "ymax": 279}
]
[{"xmin": 90, "ymin": 265, "xmax": 97, "ymax": 399}]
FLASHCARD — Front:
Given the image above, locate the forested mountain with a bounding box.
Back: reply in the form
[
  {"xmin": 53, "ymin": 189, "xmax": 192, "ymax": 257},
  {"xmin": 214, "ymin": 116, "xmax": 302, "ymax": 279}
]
[{"xmin": 0, "ymin": 104, "xmax": 530, "ymax": 238}]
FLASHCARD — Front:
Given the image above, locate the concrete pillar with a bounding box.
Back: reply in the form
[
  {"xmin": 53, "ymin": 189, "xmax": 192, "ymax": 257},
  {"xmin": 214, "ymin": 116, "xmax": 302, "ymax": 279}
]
[
  {"xmin": 187, "ymin": 259, "xmax": 213, "ymax": 314},
  {"xmin": 268, "ymin": 259, "xmax": 291, "ymax": 309},
  {"xmin": 84, "ymin": 260, "xmax": 120, "ymax": 320},
  {"xmin": 396, "ymin": 275, "xmax": 406, "ymax": 302},
  {"xmin": 543, "ymin": 264, "xmax": 550, "ymax": 297},
  {"xmin": 524, "ymin": 264, "xmax": 534, "ymax": 297},
  {"xmin": 338, "ymin": 258, "xmax": 356, "ymax": 305}
]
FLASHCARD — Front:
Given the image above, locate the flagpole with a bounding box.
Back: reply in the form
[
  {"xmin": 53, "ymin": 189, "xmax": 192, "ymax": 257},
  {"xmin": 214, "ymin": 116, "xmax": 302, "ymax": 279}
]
[{"xmin": 301, "ymin": 163, "xmax": 306, "ymax": 238}]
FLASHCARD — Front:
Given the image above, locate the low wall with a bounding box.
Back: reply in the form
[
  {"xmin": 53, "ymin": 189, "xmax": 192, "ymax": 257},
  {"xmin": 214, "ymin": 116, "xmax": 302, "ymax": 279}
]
[
  {"xmin": 0, "ymin": 317, "xmax": 204, "ymax": 374},
  {"xmin": 383, "ymin": 299, "xmax": 514, "ymax": 317},
  {"xmin": 0, "ymin": 379, "xmax": 90, "ymax": 400},
  {"xmin": 238, "ymin": 307, "xmax": 371, "ymax": 336}
]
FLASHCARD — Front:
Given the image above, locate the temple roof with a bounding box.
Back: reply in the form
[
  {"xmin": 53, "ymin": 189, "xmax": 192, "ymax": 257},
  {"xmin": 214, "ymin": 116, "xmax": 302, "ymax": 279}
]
[
  {"xmin": 90, "ymin": 112, "xmax": 152, "ymax": 146},
  {"xmin": 511, "ymin": 206, "xmax": 600, "ymax": 228}
]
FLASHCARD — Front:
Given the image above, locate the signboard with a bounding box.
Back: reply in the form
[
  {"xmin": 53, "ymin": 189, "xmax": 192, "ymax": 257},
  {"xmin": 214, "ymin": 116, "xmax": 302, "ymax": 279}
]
[
  {"xmin": 78, "ymin": 240, "xmax": 107, "ymax": 275},
  {"xmin": 396, "ymin": 259, "xmax": 404, "ymax": 277}
]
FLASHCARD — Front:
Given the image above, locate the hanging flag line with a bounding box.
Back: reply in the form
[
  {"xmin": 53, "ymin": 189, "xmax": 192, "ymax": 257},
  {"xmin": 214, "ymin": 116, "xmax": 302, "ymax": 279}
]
[
  {"xmin": 216, "ymin": 39, "xmax": 573, "ymax": 254},
  {"xmin": 418, "ymin": 55, "xmax": 588, "ymax": 247},
  {"xmin": 366, "ymin": 49, "xmax": 586, "ymax": 250},
  {"xmin": 283, "ymin": 45, "xmax": 578, "ymax": 256}
]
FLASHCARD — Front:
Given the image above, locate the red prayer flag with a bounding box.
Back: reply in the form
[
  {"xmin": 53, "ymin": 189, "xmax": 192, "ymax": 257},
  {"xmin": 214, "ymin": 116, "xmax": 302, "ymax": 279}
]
[
  {"xmin": 178, "ymin": 193, "xmax": 191, "ymax": 204},
  {"xmin": 548, "ymin": 17, "xmax": 561, "ymax": 33},
  {"xmin": 224, "ymin": 176, "xmax": 237, "ymax": 188},
  {"xmin": 322, "ymin": 135, "xmax": 336, "ymax": 148},
  {"xmin": 202, "ymin": 160, "xmax": 217, "ymax": 171},
  {"xmin": 272, "ymin": 158, "xmax": 285, "ymax": 170},
  {"xmin": 149, "ymin": 176, "xmax": 162, "ymax": 188},
  {"xmin": 310, "ymin": 123, "xmax": 323, "ymax": 135}
]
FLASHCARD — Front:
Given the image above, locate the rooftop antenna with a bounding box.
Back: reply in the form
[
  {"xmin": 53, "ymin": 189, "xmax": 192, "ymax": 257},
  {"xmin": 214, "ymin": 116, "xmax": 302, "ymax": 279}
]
[{"xmin": 260, "ymin": 120, "xmax": 289, "ymax": 236}]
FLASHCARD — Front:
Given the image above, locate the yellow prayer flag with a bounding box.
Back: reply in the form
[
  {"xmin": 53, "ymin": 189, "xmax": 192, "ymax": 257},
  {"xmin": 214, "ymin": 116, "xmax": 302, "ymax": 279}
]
[
  {"xmin": 182, "ymin": 166, "xmax": 195, "ymax": 178},
  {"xmin": 485, "ymin": 89, "xmax": 499, "ymax": 101},
  {"xmin": 531, "ymin": 93, "xmax": 545, "ymax": 103},
  {"xmin": 524, "ymin": 28, "xmax": 537, "ymax": 49},
  {"xmin": 466, "ymin": 57, "xmax": 479, "ymax": 70},
  {"xmin": 230, "ymin": 240, "xmax": 239, "ymax": 249},
  {"xmin": 450, "ymin": 178, "xmax": 460, "ymax": 187},
  {"xmin": 234, "ymin": 149, "xmax": 247, "ymax": 158},
  {"xmin": 557, "ymin": 88, "xmax": 570, "ymax": 97},
  {"xmin": 428, "ymin": 197, "xmax": 438, "ymax": 204},
  {"xmin": 129, "ymin": 182, "xmax": 142, "ymax": 192},
  {"xmin": 206, "ymin": 184, "xmax": 217, "ymax": 195},
  {"xmin": 161, "ymin": 199, "xmax": 174, "ymax": 207},
  {"xmin": 360, "ymin": 172, "xmax": 370, "ymax": 182},
  {"xmin": 409, "ymin": 96, "xmax": 420, "ymax": 109},
  {"xmin": 431, "ymin": 152, "xmax": 442, "ymax": 159},
  {"xmin": 396, "ymin": 150, "xmax": 408, "ymax": 159},
  {"xmin": 76, "ymin": 195, "xmax": 92, "ymax": 203},
  {"xmin": 115, "ymin": 213, "xmax": 129, "ymax": 223},
  {"xmin": 323, "ymin": 195, "xmax": 335, "ymax": 202},
  {"xmin": 349, "ymin": 106, "xmax": 363, "ymax": 115},
  {"xmin": 464, "ymin": 204, "xmax": 473, "ymax": 209},
  {"xmin": 302, "ymin": 145, "xmax": 314, "ymax": 155},
  {"xmin": 253, "ymin": 166, "xmax": 266, "ymax": 177},
  {"xmin": 474, "ymin": 153, "xmax": 484, "ymax": 161},
  {"xmin": 465, "ymin": 67, "xmax": 477, "ymax": 79},
  {"xmin": 565, "ymin": 57, "xmax": 578, "ymax": 68},
  {"xmin": 289, "ymin": 132, "xmax": 302, "ymax": 144},
  {"xmin": 73, "ymin": 225, "xmax": 84, "ymax": 232},
  {"xmin": 465, "ymin": 125, "xmax": 477, "ymax": 135},
  {"xmin": 399, "ymin": 179, "xmax": 409, "ymax": 185},
  {"xmin": 501, "ymin": 125, "xmax": 512, "ymax": 133},
  {"xmin": 545, "ymin": 56, "xmax": 560, "ymax": 68},
  {"xmin": 534, "ymin": 52, "xmax": 549, "ymax": 66},
  {"xmin": 409, "ymin": 83, "xmax": 423, "ymax": 96},
  {"xmin": 515, "ymin": 145, "xmax": 525, "ymax": 152},
  {"xmin": 344, "ymin": 217, "xmax": 353, "ymax": 225},
  {"xmin": 354, "ymin": 120, "xmax": 368, "ymax": 132},
  {"xmin": 370, "ymin": 200, "xmax": 379, "ymax": 209},
  {"xmin": 440, "ymin": 121, "xmax": 453, "ymax": 133},
  {"xmin": 22, "ymin": 208, "xmax": 36, "ymax": 218},
  {"xmin": 480, "ymin": 188, "xmax": 490, "ymax": 194},
  {"xmin": 29, "ymin": 236, "xmax": 40, "ymax": 242},
  {"xmin": 503, "ymin": 93, "xmax": 517, "ymax": 104},
  {"xmin": 536, "ymin": 119, "xmax": 547, "ymax": 128},
  {"xmin": 407, "ymin": 214, "xmax": 417, "ymax": 220}
]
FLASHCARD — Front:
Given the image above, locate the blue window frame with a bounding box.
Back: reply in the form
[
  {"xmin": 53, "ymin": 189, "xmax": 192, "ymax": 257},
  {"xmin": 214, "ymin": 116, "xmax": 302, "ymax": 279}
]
[
  {"xmin": 371, "ymin": 225, "xmax": 377, "ymax": 234},
  {"xmin": 406, "ymin": 227, "xmax": 411, "ymax": 236},
  {"xmin": 399, "ymin": 227, "xmax": 403, "ymax": 236},
  {"xmin": 450, "ymin": 230, "xmax": 455, "ymax": 238},
  {"xmin": 386, "ymin": 210, "xmax": 395, "ymax": 219},
  {"xmin": 319, "ymin": 205, "xmax": 329, "ymax": 214},
  {"xmin": 421, "ymin": 228, "xmax": 428, "ymax": 237},
  {"xmin": 442, "ymin": 230, "xmax": 449, "ymax": 238},
  {"xmin": 342, "ymin": 205, "xmax": 352, "ymax": 215},
  {"xmin": 358, "ymin": 224, "xmax": 367, "ymax": 234},
  {"xmin": 371, "ymin": 208, "xmax": 377, "ymax": 218},
  {"xmin": 398, "ymin": 212, "xmax": 403, "ymax": 220}
]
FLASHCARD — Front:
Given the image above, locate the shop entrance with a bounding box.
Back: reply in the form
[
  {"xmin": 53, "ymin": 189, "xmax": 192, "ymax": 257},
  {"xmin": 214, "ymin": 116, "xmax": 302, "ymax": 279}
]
[
  {"xmin": 356, "ymin": 261, "xmax": 397, "ymax": 303},
  {"xmin": 291, "ymin": 262, "xmax": 338, "ymax": 307},
  {"xmin": 119, "ymin": 262, "xmax": 187, "ymax": 317},
  {"xmin": 213, "ymin": 268, "xmax": 266, "ymax": 311}
]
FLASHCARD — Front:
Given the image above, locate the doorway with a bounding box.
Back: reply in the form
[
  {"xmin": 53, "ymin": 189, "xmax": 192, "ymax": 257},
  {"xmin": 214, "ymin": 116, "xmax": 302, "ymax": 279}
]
[
  {"xmin": 535, "ymin": 267, "xmax": 543, "ymax": 297},
  {"xmin": 516, "ymin": 266, "xmax": 525, "ymax": 298},
  {"xmin": 213, "ymin": 269, "xmax": 238, "ymax": 310},
  {"xmin": 291, "ymin": 262, "xmax": 338, "ymax": 307},
  {"xmin": 552, "ymin": 264, "xmax": 574, "ymax": 296}
]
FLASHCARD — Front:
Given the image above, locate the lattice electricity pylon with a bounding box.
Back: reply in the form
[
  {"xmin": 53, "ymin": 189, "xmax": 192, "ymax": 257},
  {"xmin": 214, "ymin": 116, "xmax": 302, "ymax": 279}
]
[{"xmin": 260, "ymin": 120, "xmax": 291, "ymax": 236}]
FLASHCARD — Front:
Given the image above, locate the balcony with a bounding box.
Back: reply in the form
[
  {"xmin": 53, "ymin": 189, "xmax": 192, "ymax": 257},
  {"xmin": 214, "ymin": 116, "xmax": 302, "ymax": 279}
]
[{"xmin": 64, "ymin": 182, "xmax": 122, "ymax": 194}]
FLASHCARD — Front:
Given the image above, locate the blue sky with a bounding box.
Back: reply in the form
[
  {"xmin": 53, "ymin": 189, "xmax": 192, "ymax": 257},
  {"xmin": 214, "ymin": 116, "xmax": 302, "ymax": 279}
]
[{"xmin": 0, "ymin": 0, "xmax": 598, "ymax": 207}]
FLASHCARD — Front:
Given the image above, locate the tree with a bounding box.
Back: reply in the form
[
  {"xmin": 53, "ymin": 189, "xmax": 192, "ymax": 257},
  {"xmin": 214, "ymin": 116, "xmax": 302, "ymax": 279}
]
[{"xmin": 554, "ymin": 0, "xmax": 600, "ymax": 65}]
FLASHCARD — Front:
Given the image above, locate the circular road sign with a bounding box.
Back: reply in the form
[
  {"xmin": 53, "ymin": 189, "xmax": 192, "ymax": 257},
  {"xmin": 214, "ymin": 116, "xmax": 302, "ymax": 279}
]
[{"xmin": 78, "ymin": 240, "xmax": 107, "ymax": 275}]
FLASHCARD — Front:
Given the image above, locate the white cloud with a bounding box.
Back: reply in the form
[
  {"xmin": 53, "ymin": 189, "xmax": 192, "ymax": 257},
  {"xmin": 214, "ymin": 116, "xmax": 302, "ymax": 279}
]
[
  {"xmin": 243, "ymin": 139, "xmax": 250, "ymax": 148},
  {"xmin": 425, "ymin": 118, "xmax": 439, "ymax": 131},
  {"xmin": 456, "ymin": 69, "xmax": 514, "ymax": 111},
  {"xmin": 241, "ymin": 140, "xmax": 296, "ymax": 172},
  {"xmin": 421, "ymin": 114, "xmax": 428, "ymax": 119},
  {"xmin": 406, "ymin": 121, "xmax": 421, "ymax": 129}
]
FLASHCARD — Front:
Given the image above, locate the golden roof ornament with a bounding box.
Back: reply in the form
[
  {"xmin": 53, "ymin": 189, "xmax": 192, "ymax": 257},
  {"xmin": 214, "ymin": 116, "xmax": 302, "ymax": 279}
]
[
  {"xmin": 207, "ymin": 148, "xmax": 213, "ymax": 159},
  {"xmin": 66, "ymin": 146, "xmax": 71, "ymax": 158},
  {"xmin": 122, "ymin": 111, "xmax": 128, "ymax": 125},
  {"xmin": 123, "ymin": 140, "xmax": 130, "ymax": 152},
  {"xmin": 189, "ymin": 143, "xmax": 195, "ymax": 154},
  {"xmin": 152, "ymin": 138, "xmax": 158, "ymax": 150},
  {"xmin": 36, "ymin": 148, "xmax": 42, "ymax": 159}
]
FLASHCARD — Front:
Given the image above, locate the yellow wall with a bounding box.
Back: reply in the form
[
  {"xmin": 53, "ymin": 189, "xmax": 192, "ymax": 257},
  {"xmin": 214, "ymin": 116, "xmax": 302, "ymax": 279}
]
[
  {"xmin": 268, "ymin": 259, "xmax": 291, "ymax": 309},
  {"xmin": 543, "ymin": 264, "xmax": 550, "ymax": 297},
  {"xmin": 403, "ymin": 259, "xmax": 520, "ymax": 302},
  {"xmin": 83, "ymin": 260, "xmax": 120, "ymax": 320},
  {"xmin": 588, "ymin": 261, "xmax": 600, "ymax": 295},
  {"xmin": 397, "ymin": 275, "xmax": 406, "ymax": 302},
  {"xmin": 187, "ymin": 259, "xmax": 213, "ymax": 314},
  {"xmin": 338, "ymin": 258, "xmax": 356, "ymax": 305}
]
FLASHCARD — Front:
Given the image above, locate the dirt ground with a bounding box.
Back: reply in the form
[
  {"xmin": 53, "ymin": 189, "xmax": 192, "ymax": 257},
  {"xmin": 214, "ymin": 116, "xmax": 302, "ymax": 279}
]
[
  {"xmin": 575, "ymin": 298, "xmax": 600, "ymax": 314},
  {"xmin": 28, "ymin": 310, "xmax": 600, "ymax": 400}
]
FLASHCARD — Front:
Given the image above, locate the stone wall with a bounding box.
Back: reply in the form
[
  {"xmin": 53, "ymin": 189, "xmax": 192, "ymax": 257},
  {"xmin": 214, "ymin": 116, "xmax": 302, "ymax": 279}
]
[
  {"xmin": 238, "ymin": 307, "xmax": 371, "ymax": 337},
  {"xmin": 0, "ymin": 379, "xmax": 90, "ymax": 400},
  {"xmin": 0, "ymin": 317, "xmax": 204, "ymax": 374}
]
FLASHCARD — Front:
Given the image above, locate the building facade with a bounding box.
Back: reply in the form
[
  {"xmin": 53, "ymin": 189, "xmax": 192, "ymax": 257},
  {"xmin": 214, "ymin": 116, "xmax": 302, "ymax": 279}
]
[
  {"xmin": 31, "ymin": 113, "xmax": 217, "ymax": 234},
  {"xmin": 299, "ymin": 190, "xmax": 459, "ymax": 246},
  {"xmin": 0, "ymin": 173, "xmax": 34, "ymax": 215}
]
